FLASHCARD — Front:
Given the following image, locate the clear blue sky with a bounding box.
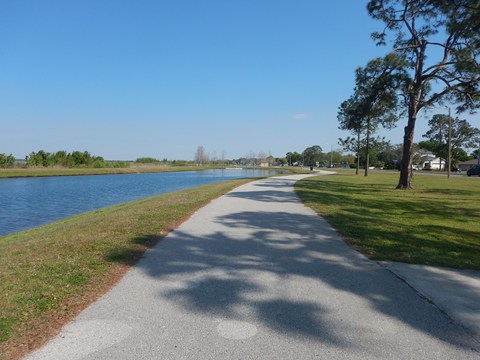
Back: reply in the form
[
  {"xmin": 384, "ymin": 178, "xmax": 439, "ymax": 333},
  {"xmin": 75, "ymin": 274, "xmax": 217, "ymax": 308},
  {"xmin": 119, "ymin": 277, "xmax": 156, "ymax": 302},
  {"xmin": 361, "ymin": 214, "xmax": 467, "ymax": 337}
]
[{"xmin": 0, "ymin": 0, "xmax": 464, "ymax": 161}]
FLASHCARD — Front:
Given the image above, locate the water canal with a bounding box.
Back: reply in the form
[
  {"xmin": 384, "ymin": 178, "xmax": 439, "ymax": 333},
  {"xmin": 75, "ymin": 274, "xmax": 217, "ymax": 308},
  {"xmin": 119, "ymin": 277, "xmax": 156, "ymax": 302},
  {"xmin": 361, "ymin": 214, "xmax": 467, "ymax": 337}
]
[{"xmin": 0, "ymin": 169, "xmax": 281, "ymax": 236}]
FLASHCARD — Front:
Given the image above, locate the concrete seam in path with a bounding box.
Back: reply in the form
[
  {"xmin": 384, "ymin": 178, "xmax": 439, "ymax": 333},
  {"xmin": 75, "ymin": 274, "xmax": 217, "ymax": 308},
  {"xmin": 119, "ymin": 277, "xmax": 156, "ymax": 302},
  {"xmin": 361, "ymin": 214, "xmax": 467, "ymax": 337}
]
[{"xmin": 379, "ymin": 261, "xmax": 480, "ymax": 342}]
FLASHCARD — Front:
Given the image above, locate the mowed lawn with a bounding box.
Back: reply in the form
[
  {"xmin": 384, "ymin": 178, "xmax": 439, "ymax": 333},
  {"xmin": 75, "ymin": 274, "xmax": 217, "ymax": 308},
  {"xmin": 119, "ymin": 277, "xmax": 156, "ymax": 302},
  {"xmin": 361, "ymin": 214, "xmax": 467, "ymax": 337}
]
[
  {"xmin": 0, "ymin": 179, "xmax": 251, "ymax": 360},
  {"xmin": 296, "ymin": 171, "xmax": 480, "ymax": 270}
]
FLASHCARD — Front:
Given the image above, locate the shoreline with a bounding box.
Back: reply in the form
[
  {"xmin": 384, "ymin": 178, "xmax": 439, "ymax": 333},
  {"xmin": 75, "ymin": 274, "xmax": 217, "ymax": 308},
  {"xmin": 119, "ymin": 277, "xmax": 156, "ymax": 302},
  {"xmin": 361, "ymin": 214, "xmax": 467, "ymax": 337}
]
[
  {"xmin": 0, "ymin": 165, "xmax": 293, "ymax": 179},
  {"xmin": 0, "ymin": 166, "xmax": 223, "ymax": 179}
]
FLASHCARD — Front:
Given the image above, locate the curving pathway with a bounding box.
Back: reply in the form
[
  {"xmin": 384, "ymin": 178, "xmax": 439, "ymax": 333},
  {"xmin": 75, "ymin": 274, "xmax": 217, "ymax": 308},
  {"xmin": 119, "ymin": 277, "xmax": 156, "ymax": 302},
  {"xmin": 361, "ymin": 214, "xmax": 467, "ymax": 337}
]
[{"xmin": 26, "ymin": 173, "xmax": 479, "ymax": 359}]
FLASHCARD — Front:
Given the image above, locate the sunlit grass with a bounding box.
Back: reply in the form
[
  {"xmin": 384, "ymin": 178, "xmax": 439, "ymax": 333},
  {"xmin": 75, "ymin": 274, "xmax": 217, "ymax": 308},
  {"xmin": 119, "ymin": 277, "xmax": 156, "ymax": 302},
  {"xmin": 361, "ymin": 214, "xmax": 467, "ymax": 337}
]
[
  {"xmin": 296, "ymin": 172, "xmax": 480, "ymax": 270},
  {"xmin": 0, "ymin": 179, "xmax": 250, "ymax": 359}
]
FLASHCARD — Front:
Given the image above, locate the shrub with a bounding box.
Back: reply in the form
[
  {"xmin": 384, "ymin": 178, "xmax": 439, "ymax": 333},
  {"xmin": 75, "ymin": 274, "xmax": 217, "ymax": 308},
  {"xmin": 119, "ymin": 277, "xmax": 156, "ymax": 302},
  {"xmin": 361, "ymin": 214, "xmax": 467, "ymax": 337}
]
[{"xmin": 135, "ymin": 157, "xmax": 160, "ymax": 164}]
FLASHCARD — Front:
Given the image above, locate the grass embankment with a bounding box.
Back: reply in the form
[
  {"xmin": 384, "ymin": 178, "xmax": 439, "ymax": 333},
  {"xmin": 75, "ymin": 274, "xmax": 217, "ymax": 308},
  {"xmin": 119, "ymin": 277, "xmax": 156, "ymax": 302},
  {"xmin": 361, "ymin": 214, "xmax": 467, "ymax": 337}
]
[
  {"xmin": 0, "ymin": 178, "xmax": 251, "ymax": 360},
  {"xmin": 296, "ymin": 172, "xmax": 480, "ymax": 270},
  {"xmin": 0, "ymin": 165, "xmax": 224, "ymax": 178}
]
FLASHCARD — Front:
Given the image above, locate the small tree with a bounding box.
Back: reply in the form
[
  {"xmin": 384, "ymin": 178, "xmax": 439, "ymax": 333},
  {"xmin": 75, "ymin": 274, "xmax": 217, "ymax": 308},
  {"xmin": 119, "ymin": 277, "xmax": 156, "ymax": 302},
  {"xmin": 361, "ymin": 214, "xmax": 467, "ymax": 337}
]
[
  {"xmin": 338, "ymin": 136, "xmax": 361, "ymax": 174},
  {"xmin": 338, "ymin": 55, "xmax": 406, "ymax": 176},
  {"xmin": 194, "ymin": 146, "xmax": 208, "ymax": 166},
  {"xmin": 377, "ymin": 141, "xmax": 403, "ymax": 169},
  {"xmin": 276, "ymin": 157, "xmax": 287, "ymax": 166},
  {"xmin": 338, "ymin": 96, "xmax": 363, "ymax": 174},
  {"xmin": 25, "ymin": 150, "xmax": 52, "ymax": 167},
  {"xmin": 0, "ymin": 153, "xmax": 15, "ymax": 168},
  {"xmin": 286, "ymin": 151, "xmax": 302, "ymax": 166},
  {"xmin": 302, "ymin": 145, "xmax": 323, "ymax": 167}
]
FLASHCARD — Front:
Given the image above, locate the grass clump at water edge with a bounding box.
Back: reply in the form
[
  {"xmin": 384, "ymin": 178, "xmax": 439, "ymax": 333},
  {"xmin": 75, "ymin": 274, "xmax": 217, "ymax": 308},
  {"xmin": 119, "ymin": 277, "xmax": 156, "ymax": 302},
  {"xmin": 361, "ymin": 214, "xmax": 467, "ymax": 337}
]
[
  {"xmin": 0, "ymin": 178, "xmax": 251, "ymax": 360},
  {"xmin": 295, "ymin": 172, "xmax": 480, "ymax": 270}
]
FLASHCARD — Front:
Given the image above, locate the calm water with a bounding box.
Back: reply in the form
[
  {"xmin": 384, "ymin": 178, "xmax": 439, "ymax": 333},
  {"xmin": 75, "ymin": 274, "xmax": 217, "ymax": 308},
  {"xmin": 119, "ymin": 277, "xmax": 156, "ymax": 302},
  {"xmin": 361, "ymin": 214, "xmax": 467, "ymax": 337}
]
[{"xmin": 0, "ymin": 169, "xmax": 279, "ymax": 236}]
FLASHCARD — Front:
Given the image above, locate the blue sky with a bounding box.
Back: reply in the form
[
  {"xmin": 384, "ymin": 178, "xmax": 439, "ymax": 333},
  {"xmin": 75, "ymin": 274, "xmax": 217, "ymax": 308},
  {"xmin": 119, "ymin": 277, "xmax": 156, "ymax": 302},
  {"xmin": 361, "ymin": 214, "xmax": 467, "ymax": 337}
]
[{"xmin": 0, "ymin": 0, "xmax": 470, "ymax": 161}]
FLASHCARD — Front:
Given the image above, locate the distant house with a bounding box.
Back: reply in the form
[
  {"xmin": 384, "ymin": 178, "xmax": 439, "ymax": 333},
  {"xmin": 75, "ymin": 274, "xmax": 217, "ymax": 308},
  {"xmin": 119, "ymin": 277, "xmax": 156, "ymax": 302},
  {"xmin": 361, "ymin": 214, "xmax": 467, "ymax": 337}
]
[
  {"xmin": 422, "ymin": 156, "xmax": 446, "ymax": 170},
  {"xmin": 458, "ymin": 159, "xmax": 480, "ymax": 171},
  {"xmin": 260, "ymin": 156, "xmax": 276, "ymax": 167}
]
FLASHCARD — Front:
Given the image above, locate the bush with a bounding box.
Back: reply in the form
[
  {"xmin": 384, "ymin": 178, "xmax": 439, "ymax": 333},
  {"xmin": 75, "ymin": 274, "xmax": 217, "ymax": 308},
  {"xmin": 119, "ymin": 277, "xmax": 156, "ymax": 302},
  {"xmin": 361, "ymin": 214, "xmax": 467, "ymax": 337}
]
[
  {"xmin": 0, "ymin": 153, "xmax": 15, "ymax": 168},
  {"xmin": 135, "ymin": 157, "xmax": 160, "ymax": 164},
  {"xmin": 109, "ymin": 161, "xmax": 129, "ymax": 168},
  {"xmin": 171, "ymin": 160, "xmax": 188, "ymax": 166},
  {"xmin": 92, "ymin": 159, "xmax": 105, "ymax": 168}
]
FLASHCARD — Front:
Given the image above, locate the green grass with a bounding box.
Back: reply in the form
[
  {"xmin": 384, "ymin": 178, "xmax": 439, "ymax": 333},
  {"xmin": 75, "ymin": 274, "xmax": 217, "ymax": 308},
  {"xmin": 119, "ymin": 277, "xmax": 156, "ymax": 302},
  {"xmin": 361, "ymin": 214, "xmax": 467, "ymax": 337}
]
[
  {"xmin": 295, "ymin": 172, "xmax": 480, "ymax": 270},
  {"xmin": 0, "ymin": 178, "xmax": 251, "ymax": 359}
]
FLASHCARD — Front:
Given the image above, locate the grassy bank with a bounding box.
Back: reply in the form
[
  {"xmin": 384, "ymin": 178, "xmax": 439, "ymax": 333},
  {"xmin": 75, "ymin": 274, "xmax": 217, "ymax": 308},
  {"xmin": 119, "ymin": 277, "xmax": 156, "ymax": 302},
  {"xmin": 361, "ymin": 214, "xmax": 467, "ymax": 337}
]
[
  {"xmin": 0, "ymin": 178, "xmax": 251, "ymax": 360},
  {"xmin": 0, "ymin": 165, "xmax": 226, "ymax": 178},
  {"xmin": 296, "ymin": 172, "xmax": 480, "ymax": 270},
  {"xmin": 0, "ymin": 165, "xmax": 301, "ymax": 179}
]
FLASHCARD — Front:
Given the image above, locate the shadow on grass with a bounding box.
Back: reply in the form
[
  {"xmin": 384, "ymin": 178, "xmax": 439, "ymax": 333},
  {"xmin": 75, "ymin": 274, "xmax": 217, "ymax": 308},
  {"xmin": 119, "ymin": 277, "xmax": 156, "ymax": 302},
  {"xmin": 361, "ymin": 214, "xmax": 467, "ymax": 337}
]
[
  {"xmin": 295, "ymin": 178, "xmax": 473, "ymax": 218},
  {"xmin": 105, "ymin": 233, "xmax": 169, "ymax": 265},
  {"xmin": 422, "ymin": 188, "xmax": 476, "ymax": 197},
  {"xmin": 295, "ymin": 177, "xmax": 480, "ymax": 270}
]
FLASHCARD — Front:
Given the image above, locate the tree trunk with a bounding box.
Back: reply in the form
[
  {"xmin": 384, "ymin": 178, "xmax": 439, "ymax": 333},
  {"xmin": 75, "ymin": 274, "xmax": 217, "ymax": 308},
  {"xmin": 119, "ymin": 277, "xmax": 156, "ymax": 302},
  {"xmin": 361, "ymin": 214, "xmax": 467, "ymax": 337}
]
[
  {"xmin": 365, "ymin": 118, "xmax": 370, "ymax": 177},
  {"xmin": 397, "ymin": 115, "xmax": 416, "ymax": 189},
  {"xmin": 356, "ymin": 130, "xmax": 360, "ymax": 175},
  {"xmin": 397, "ymin": 39, "xmax": 426, "ymax": 189}
]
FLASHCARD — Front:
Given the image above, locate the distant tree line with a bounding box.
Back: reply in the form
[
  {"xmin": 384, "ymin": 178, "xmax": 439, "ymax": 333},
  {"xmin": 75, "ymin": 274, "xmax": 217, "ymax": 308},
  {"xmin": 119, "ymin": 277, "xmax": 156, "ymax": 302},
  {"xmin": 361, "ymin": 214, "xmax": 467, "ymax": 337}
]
[
  {"xmin": 133, "ymin": 157, "xmax": 191, "ymax": 166},
  {"xmin": 194, "ymin": 146, "xmax": 229, "ymax": 166},
  {"xmin": 192, "ymin": 146, "xmax": 288, "ymax": 167},
  {"xmin": 285, "ymin": 145, "xmax": 353, "ymax": 169},
  {"xmin": 22, "ymin": 150, "xmax": 132, "ymax": 168},
  {"xmin": 338, "ymin": 112, "xmax": 480, "ymax": 172}
]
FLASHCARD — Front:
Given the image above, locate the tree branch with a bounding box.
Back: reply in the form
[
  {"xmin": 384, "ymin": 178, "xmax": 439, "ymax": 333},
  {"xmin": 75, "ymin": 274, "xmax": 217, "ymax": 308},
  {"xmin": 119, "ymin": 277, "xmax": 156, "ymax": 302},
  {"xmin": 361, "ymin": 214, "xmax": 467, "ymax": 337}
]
[
  {"xmin": 423, "ymin": 83, "xmax": 471, "ymax": 108},
  {"xmin": 423, "ymin": 61, "xmax": 456, "ymax": 75}
]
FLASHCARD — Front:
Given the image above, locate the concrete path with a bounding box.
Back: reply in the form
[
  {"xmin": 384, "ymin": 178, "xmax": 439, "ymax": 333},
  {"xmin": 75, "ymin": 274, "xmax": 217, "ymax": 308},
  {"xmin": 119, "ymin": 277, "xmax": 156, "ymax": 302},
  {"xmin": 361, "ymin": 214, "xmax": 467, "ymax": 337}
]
[{"xmin": 26, "ymin": 174, "xmax": 479, "ymax": 359}]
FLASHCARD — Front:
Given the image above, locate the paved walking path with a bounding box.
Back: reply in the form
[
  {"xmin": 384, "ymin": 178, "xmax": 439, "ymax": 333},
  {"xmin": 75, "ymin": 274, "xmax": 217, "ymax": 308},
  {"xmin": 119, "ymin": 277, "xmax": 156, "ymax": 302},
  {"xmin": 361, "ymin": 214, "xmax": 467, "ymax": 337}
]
[{"xmin": 26, "ymin": 174, "xmax": 479, "ymax": 359}]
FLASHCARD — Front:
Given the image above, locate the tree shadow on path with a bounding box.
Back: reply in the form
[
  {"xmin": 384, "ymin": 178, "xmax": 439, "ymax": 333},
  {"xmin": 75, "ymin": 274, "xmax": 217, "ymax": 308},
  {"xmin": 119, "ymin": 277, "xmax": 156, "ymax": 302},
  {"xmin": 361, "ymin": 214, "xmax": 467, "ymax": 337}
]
[{"xmin": 134, "ymin": 204, "xmax": 479, "ymax": 353}]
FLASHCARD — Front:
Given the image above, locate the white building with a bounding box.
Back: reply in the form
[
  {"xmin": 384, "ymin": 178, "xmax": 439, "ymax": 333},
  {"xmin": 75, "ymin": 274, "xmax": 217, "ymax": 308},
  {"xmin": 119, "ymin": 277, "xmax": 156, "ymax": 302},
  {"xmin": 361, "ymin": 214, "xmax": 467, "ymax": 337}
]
[{"xmin": 422, "ymin": 156, "xmax": 446, "ymax": 170}]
